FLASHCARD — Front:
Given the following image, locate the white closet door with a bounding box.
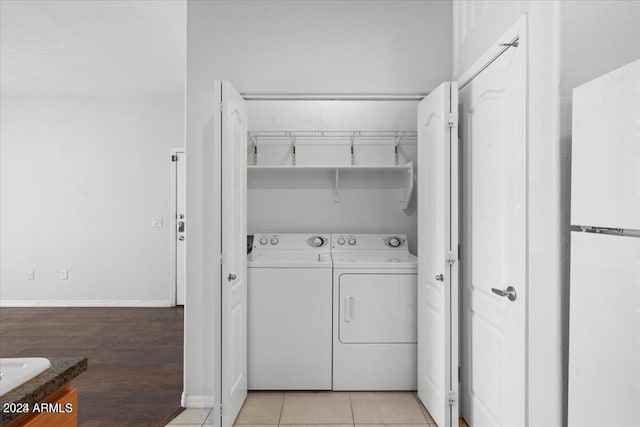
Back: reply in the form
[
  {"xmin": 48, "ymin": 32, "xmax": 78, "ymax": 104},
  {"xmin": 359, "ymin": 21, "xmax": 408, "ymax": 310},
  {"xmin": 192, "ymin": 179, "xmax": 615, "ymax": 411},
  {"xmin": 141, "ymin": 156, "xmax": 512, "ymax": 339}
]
[
  {"xmin": 460, "ymin": 38, "xmax": 526, "ymax": 427},
  {"xmin": 220, "ymin": 81, "xmax": 248, "ymax": 427},
  {"xmin": 417, "ymin": 81, "xmax": 459, "ymax": 427}
]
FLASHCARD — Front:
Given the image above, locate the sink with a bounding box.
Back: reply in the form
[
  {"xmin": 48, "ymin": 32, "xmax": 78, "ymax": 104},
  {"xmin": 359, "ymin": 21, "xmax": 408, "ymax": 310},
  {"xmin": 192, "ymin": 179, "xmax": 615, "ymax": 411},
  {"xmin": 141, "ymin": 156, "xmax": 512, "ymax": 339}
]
[{"xmin": 0, "ymin": 358, "xmax": 51, "ymax": 396}]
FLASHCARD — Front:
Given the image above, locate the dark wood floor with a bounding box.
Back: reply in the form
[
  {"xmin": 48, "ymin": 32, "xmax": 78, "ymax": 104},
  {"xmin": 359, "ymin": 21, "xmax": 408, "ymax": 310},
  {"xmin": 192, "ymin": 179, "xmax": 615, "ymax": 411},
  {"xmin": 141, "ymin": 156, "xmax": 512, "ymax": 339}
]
[{"xmin": 0, "ymin": 307, "xmax": 183, "ymax": 427}]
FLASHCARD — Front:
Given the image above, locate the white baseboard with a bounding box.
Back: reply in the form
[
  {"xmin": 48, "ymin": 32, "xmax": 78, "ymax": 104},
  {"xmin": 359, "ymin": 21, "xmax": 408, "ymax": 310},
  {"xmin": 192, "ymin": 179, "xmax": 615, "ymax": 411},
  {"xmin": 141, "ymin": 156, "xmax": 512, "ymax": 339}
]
[
  {"xmin": 0, "ymin": 300, "xmax": 174, "ymax": 307},
  {"xmin": 181, "ymin": 392, "xmax": 216, "ymax": 408}
]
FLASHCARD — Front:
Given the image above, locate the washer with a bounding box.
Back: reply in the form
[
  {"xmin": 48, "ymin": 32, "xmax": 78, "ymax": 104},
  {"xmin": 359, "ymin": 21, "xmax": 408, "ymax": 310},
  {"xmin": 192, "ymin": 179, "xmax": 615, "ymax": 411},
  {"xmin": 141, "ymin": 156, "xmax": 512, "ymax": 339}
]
[
  {"xmin": 247, "ymin": 233, "xmax": 332, "ymax": 390},
  {"xmin": 331, "ymin": 233, "xmax": 418, "ymax": 390}
]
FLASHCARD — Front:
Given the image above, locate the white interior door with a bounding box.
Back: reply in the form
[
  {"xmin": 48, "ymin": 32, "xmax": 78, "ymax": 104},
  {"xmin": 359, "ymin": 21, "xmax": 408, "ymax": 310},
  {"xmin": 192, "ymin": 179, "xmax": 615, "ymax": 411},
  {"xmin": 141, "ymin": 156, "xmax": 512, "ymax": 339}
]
[
  {"xmin": 220, "ymin": 81, "xmax": 248, "ymax": 427},
  {"xmin": 174, "ymin": 150, "xmax": 186, "ymax": 305},
  {"xmin": 417, "ymin": 81, "xmax": 459, "ymax": 427},
  {"xmin": 460, "ymin": 40, "xmax": 526, "ymax": 427}
]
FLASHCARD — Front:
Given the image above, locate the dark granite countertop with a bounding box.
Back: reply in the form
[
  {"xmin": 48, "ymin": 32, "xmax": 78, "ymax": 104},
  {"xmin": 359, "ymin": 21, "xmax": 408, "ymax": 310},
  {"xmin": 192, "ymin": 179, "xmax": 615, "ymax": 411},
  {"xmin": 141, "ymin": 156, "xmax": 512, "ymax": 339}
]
[{"xmin": 0, "ymin": 356, "xmax": 87, "ymax": 425}]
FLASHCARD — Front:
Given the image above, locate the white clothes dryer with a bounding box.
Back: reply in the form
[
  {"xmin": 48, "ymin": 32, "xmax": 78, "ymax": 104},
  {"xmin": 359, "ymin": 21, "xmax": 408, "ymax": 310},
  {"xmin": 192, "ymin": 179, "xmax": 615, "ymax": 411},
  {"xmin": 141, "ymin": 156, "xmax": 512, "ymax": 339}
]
[
  {"xmin": 331, "ymin": 234, "xmax": 418, "ymax": 390},
  {"xmin": 247, "ymin": 233, "xmax": 332, "ymax": 390}
]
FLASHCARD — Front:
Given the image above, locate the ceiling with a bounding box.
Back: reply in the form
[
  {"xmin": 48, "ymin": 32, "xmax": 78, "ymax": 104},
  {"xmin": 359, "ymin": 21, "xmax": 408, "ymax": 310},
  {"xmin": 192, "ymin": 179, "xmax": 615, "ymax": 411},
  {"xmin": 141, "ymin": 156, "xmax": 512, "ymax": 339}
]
[{"xmin": 0, "ymin": 0, "xmax": 185, "ymax": 98}]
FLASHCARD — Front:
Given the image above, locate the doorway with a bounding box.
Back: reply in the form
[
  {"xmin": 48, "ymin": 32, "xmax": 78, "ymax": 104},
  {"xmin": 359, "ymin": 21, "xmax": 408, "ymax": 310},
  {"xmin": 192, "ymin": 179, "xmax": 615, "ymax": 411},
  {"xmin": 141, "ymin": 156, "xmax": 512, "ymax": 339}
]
[{"xmin": 171, "ymin": 148, "xmax": 186, "ymax": 306}]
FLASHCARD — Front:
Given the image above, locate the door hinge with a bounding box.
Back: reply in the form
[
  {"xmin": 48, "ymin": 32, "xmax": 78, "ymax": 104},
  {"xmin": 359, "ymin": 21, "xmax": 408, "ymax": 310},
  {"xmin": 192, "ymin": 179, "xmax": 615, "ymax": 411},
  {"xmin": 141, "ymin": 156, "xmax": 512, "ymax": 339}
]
[
  {"xmin": 448, "ymin": 390, "xmax": 457, "ymax": 406},
  {"xmin": 220, "ymin": 254, "xmax": 223, "ymax": 265},
  {"xmin": 219, "ymin": 101, "xmax": 224, "ymax": 114},
  {"xmin": 500, "ymin": 40, "xmax": 519, "ymax": 48},
  {"xmin": 171, "ymin": 154, "xmax": 178, "ymax": 162},
  {"xmin": 219, "ymin": 403, "xmax": 223, "ymax": 416},
  {"xmin": 447, "ymin": 251, "xmax": 457, "ymax": 266},
  {"xmin": 447, "ymin": 113, "xmax": 457, "ymax": 128}
]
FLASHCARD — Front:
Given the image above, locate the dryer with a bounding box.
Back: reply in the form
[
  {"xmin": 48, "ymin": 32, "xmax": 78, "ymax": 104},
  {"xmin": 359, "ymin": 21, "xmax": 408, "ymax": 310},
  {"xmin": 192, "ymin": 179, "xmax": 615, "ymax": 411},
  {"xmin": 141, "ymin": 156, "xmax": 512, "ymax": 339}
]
[
  {"xmin": 332, "ymin": 234, "xmax": 418, "ymax": 390},
  {"xmin": 247, "ymin": 233, "xmax": 332, "ymax": 390}
]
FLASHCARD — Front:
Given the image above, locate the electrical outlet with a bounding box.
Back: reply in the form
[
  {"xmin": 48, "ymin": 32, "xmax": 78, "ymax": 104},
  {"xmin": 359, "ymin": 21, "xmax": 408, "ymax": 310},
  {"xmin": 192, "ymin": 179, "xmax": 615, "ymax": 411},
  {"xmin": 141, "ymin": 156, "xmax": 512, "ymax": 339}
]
[
  {"xmin": 151, "ymin": 217, "xmax": 163, "ymax": 227},
  {"xmin": 60, "ymin": 269, "xmax": 68, "ymax": 280},
  {"xmin": 27, "ymin": 270, "xmax": 35, "ymax": 280}
]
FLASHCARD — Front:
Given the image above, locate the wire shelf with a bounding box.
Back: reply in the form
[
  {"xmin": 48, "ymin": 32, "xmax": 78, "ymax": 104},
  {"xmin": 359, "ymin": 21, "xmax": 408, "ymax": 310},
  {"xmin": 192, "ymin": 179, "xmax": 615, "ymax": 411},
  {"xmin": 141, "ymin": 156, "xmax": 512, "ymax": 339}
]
[
  {"xmin": 247, "ymin": 130, "xmax": 416, "ymax": 167},
  {"xmin": 247, "ymin": 130, "xmax": 417, "ymax": 144}
]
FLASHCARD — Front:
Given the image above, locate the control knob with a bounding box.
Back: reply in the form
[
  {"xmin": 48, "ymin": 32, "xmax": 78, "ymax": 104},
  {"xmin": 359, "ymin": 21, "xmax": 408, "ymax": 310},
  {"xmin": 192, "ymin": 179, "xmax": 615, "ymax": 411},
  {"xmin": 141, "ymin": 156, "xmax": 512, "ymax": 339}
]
[
  {"xmin": 388, "ymin": 237, "xmax": 402, "ymax": 248},
  {"xmin": 259, "ymin": 237, "xmax": 268, "ymax": 245},
  {"xmin": 337, "ymin": 237, "xmax": 346, "ymax": 245},
  {"xmin": 348, "ymin": 238, "xmax": 356, "ymax": 246},
  {"xmin": 270, "ymin": 237, "xmax": 279, "ymax": 245},
  {"xmin": 311, "ymin": 236, "xmax": 325, "ymax": 247}
]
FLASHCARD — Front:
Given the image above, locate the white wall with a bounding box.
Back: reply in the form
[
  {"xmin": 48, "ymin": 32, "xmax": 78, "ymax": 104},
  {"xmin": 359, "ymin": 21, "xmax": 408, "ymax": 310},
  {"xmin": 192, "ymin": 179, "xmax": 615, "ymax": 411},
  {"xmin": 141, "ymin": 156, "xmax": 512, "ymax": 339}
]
[
  {"xmin": 453, "ymin": 1, "xmax": 563, "ymax": 426},
  {"xmin": 198, "ymin": 0, "xmax": 451, "ymax": 94},
  {"xmin": 0, "ymin": 97, "xmax": 184, "ymax": 305},
  {"xmin": 0, "ymin": 0, "xmax": 185, "ymax": 99},
  {"xmin": 185, "ymin": 0, "xmax": 452, "ymax": 407},
  {"xmin": 560, "ymin": 1, "xmax": 640, "ymax": 104}
]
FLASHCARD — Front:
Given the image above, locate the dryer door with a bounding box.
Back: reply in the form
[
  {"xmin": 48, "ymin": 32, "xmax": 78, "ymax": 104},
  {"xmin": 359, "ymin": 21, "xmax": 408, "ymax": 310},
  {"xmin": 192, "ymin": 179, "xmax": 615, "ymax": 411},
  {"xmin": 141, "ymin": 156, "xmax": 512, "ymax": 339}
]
[{"xmin": 339, "ymin": 273, "xmax": 417, "ymax": 344}]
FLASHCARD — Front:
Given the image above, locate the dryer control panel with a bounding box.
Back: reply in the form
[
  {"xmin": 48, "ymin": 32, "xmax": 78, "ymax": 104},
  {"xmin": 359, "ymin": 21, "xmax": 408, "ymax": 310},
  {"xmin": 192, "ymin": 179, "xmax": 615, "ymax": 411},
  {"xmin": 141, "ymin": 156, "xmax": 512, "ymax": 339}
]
[{"xmin": 331, "ymin": 234, "xmax": 408, "ymax": 250}]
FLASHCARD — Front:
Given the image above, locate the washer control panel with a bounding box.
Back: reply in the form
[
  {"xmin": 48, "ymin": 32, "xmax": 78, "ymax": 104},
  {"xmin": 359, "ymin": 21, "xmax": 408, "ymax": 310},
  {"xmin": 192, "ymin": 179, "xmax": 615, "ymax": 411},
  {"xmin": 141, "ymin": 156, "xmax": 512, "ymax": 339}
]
[
  {"xmin": 253, "ymin": 233, "xmax": 330, "ymax": 251},
  {"xmin": 256, "ymin": 235, "xmax": 282, "ymax": 246},
  {"xmin": 306, "ymin": 235, "xmax": 328, "ymax": 248},
  {"xmin": 256, "ymin": 234, "xmax": 280, "ymax": 247},
  {"xmin": 384, "ymin": 236, "xmax": 405, "ymax": 248}
]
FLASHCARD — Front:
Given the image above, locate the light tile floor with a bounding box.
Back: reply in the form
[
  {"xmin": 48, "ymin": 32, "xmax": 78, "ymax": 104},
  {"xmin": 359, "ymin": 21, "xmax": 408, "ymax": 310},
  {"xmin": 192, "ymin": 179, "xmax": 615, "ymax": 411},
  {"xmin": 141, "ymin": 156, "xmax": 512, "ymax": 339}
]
[{"xmin": 166, "ymin": 391, "xmax": 470, "ymax": 427}]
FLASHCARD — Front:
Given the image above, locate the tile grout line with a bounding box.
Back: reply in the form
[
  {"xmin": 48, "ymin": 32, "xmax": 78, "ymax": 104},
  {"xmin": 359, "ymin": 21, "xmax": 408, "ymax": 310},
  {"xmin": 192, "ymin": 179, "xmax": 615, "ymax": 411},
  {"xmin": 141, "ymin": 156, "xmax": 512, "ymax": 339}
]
[
  {"xmin": 348, "ymin": 392, "xmax": 355, "ymax": 425},
  {"xmin": 278, "ymin": 392, "xmax": 286, "ymax": 425},
  {"xmin": 199, "ymin": 408, "xmax": 204, "ymax": 427},
  {"xmin": 414, "ymin": 394, "xmax": 434, "ymax": 426},
  {"xmin": 204, "ymin": 407, "xmax": 212, "ymax": 427}
]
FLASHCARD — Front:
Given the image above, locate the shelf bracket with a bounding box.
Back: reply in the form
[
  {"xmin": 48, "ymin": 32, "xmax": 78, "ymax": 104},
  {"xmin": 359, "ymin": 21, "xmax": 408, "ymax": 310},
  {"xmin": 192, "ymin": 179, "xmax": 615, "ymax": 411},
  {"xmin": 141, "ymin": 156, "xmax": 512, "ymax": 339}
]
[
  {"xmin": 334, "ymin": 168, "xmax": 340, "ymax": 202},
  {"xmin": 394, "ymin": 132, "xmax": 406, "ymax": 166},
  {"xmin": 401, "ymin": 162, "xmax": 414, "ymax": 210},
  {"xmin": 350, "ymin": 132, "xmax": 355, "ymax": 166},
  {"xmin": 249, "ymin": 135, "xmax": 258, "ymax": 165},
  {"xmin": 289, "ymin": 132, "xmax": 297, "ymax": 165}
]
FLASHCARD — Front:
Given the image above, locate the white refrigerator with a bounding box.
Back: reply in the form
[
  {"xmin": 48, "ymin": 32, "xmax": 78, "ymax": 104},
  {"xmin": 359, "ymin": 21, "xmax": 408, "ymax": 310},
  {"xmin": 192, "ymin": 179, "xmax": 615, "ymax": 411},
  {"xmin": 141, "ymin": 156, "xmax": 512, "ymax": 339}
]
[{"xmin": 568, "ymin": 59, "xmax": 640, "ymax": 427}]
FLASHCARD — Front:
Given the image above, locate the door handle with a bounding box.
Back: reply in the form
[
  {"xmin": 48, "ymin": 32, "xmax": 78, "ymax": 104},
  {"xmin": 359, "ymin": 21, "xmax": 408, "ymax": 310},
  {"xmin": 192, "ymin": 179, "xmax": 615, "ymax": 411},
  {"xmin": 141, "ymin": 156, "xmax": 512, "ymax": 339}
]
[
  {"xmin": 178, "ymin": 236, "xmax": 185, "ymax": 241},
  {"xmin": 178, "ymin": 221, "xmax": 185, "ymax": 232},
  {"xmin": 491, "ymin": 286, "xmax": 517, "ymax": 301},
  {"xmin": 344, "ymin": 296, "xmax": 354, "ymax": 323},
  {"xmin": 435, "ymin": 274, "xmax": 444, "ymax": 282},
  {"xmin": 228, "ymin": 273, "xmax": 237, "ymax": 281}
]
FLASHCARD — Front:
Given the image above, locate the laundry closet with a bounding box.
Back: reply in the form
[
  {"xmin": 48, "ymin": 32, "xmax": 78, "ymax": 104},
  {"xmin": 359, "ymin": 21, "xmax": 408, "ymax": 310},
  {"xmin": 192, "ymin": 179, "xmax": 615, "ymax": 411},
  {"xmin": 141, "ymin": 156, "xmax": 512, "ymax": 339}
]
[
  {"xmin": 245, "ymin": 98, "xmax": 422, "ymax": 392},
  {"xmin": 206, "ymin": 76, "xmax": 461, "ymax": 427}
]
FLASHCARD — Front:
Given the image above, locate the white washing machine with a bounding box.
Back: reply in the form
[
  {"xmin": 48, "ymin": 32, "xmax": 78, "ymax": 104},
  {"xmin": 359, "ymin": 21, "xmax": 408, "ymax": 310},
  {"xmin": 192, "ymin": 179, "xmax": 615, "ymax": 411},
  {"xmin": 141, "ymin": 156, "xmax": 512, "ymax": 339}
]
[
  {"xmin": 247, "ymin": 233, "xmax": 332, "ymax": 390},
  {"xmin": 331, "ymin": 233, "xmax": 418, "ymax": 390}
]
